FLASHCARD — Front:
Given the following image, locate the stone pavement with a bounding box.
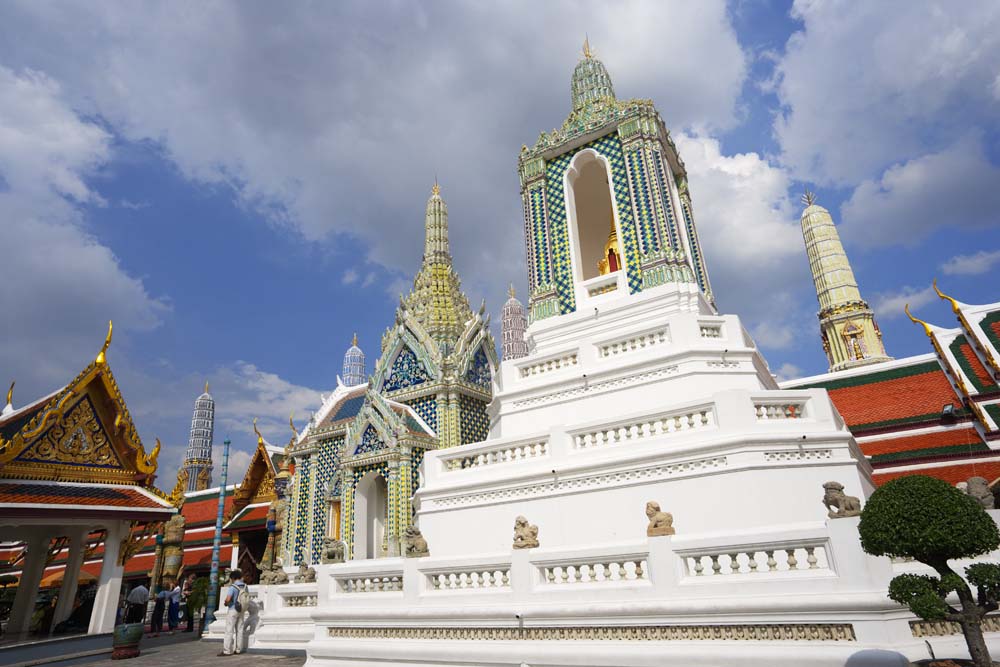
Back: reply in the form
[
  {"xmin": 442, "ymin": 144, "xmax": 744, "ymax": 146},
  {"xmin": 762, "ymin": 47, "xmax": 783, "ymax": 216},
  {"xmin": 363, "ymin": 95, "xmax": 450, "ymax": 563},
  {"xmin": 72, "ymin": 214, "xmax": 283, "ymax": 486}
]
[{"xmin": 52, "ymin": 635, "xmax": 305, "ymax": 667}]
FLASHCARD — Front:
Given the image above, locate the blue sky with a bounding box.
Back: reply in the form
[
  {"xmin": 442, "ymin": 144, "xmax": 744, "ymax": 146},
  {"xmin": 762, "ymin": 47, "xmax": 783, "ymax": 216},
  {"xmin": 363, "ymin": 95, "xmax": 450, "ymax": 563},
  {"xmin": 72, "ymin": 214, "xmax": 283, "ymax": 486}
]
[{"xmin": 1, "ymin": 1, "xmax": 999, "ymax": 485}]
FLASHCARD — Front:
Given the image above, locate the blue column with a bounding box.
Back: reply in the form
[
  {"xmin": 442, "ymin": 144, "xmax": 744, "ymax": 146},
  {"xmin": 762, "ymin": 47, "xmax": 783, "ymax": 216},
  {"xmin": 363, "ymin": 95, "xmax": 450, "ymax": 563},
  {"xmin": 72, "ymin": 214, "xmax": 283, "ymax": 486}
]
[{"xmin": 205, "ymin": 437, "xmax": 230, "ymax": 626}]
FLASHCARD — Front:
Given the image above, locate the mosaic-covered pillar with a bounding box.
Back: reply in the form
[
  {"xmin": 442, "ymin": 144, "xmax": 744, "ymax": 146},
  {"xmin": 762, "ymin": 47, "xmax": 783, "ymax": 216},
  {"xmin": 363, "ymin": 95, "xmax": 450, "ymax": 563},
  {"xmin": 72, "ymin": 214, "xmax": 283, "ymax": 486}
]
[
  {"xmin": 386, "ymin": 458, "xmax": 401, "ymax": 557},
  {"xmin": 340, "ymin": 469, "xmax": 356, "ymax": 560},
  {"xmin": 397, "ymin": 450, "xmax": 412, "ymax": 535}
]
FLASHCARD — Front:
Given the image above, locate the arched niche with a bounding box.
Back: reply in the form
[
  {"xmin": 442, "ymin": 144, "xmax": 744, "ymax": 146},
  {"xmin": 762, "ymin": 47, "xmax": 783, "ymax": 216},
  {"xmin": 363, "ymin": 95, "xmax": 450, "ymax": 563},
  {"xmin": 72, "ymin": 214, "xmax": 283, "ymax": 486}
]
[
  {"xmin": 353, "ymin": 471, "xmax": 388, "ymax": 560},
  {"xmin": 564, "ymin": 149, "xmax": 624, "ymax": 283}
]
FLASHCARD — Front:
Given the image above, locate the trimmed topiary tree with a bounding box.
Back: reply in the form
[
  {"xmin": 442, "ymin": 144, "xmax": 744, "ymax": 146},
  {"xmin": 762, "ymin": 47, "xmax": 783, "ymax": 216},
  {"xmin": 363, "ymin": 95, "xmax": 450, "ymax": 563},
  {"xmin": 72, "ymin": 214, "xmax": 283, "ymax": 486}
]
[{"xmin": 859, "ymin": 474, "xmax": 1000, "ymax": 667}]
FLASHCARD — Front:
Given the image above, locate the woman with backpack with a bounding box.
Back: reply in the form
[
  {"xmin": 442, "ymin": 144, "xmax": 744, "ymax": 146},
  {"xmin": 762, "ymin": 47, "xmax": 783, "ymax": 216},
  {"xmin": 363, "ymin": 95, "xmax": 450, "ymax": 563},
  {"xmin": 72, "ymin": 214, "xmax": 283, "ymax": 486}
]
[{"xmin": 219, "ymin": 569, "xmax": 248, "ymax": 656}]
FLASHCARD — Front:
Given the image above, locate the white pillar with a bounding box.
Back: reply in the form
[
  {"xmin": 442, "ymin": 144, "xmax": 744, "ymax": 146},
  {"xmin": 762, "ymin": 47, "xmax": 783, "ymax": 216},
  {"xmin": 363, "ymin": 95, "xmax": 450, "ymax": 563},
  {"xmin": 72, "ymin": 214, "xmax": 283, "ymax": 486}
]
[
  {"xmin": 52, "ymin": 528, "xmax": 88, "ymax": 631},
  {"xmin": 230, "ymin": 534, "xmax": 240, "ymax": 571},
  {"xmin": 8, "ymin": 532, "xmax": 50, "ymax": 637},
  {"xmin": 88, "ymin": 521, "xmax": 126, "ymax": 634}
]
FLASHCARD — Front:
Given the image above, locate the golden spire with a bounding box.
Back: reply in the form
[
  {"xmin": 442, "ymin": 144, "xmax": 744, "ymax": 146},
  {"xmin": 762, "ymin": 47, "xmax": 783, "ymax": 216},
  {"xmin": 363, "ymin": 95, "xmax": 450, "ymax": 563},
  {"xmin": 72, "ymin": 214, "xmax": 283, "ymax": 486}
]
[
  {"xmin": 904, "ymin": 304, "xmax": 935, "ymax": 339},
  {"xmin": 352, "ymin": 332, "xmax": 358, "ymax": 347},
  {"xmin": 508, "ymin": 283, "xmax": 516, "ymax": 299},
  {"xmin": 5, "ymin": 381, "xmax": 13, "ymax": 408},
  {"xmin": 431, "ymin": 179, "xmax": 440, "ymax": 197},
  {"xmin": 96, "ymin": 320, "xmax": 113, "ymax": 365},
  {"xmin": 204, "ymin": 380, "xmax": 210, "ymax": 394},
  {"xmin": 583, "ymin": 35, "xmax": 593, "ymax": 59},
  {"xmin": 933, "ymin": 278, "xmax": 963, "ymax": 316},
  {"xmin": 253, "ymin": 417, "xmax": 264, "ymax": 445},
  {"xmin": 801, "ymin": 190, "xmax": 817, "ymax": 207}
]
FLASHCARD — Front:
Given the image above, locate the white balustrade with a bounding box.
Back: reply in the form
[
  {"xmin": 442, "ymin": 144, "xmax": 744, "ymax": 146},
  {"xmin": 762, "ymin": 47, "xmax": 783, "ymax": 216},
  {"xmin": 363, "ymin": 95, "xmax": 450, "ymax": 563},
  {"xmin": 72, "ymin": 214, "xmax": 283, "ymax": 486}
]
[
  {"xmin": 680, "ymin": 542, "xmax": 830, "ymax": 578},
  {"xmin": 426, "ymin": 566, "xmax": 511, "ymax": 590},
  {"xmin": 539, "ymin": 557, "xmax": 648, "ymax": 585},
  {"xmin": 754, "ymin": 401, "xmax": 807, "ymax": 420},
  {"xmin": 572, "ymin": 406, "xmax": 714, "ymax": 450},
  {"xmin": 443, "ymin": 439, "xmax": 548, "ymax": 472},
  {"xmin": 598, "ymin": 328, "xmax": 669, "ymax": 358},
  {"xmin": 337, "ymin": 574, "xmax": 404, "ymax": 593},
  {"xmin": 283, "ymin": 594, "xmax": 318, "ymax": 607},
  {"xmin": 699, "ymin": 323, "xmax": 723, "ymax": 338},
  {"xmin": 518, "ymin": 353, "xmax": 578, "ymax": 378}
]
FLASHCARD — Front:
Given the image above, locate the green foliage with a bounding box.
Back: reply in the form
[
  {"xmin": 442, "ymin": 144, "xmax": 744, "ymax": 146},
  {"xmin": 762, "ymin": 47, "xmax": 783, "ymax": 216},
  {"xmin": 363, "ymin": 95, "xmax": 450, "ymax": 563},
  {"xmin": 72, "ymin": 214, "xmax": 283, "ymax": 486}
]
[
  {"xmin": 859, "ymin": 475, "xmax": 999, "ymax": 563},
  {"xmin": 888, "ymin": 574, "xmax": 950, "ymax": 621},
  {"xmin": 967, "ymin": 563, "xmax": 1000, "ymax": 602}
]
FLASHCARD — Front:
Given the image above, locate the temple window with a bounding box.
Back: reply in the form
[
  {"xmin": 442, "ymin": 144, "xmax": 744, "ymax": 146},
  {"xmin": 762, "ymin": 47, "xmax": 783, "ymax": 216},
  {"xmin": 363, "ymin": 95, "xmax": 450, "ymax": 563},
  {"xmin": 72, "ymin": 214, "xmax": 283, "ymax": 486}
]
[{"xmin": 566, "ymin": 149, "xmax": 620, "ymax": 282}]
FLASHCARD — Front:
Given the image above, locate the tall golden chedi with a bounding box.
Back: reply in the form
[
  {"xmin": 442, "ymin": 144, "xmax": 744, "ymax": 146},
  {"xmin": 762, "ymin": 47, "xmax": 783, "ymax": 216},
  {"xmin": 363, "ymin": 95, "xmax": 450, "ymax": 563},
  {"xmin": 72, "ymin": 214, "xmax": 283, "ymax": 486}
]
[{"xmin": 800, "ymin": 191, "xmax": 891, "ymax": 371}]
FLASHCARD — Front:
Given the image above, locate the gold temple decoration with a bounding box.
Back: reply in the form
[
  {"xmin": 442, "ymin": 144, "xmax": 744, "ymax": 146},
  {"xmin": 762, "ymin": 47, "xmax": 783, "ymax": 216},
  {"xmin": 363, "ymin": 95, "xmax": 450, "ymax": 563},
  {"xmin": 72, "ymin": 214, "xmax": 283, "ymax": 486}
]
[
  {"xmin": 597, "ymin": 217, "xmax": 622, "ymax": 276},
  {"xmin": 801, "ymin": 190, "xmax": 817, "ymax": 206},
  {"xmin": 289, "ymin": 412, "xmax": 299, "ymax": 439},
  {"xmin": 933, "ymin": 278, "xmax": 963, "ymax": 316},
  {"xmin": 508, "ymin": 283, "xmax": 516, "ymax": 299},
  {"xmin": 583, "ymin": 35, "xmax": 593, "ymax": 59},
  {"xmin": 5, "ymin": 381, "xmax": 13, "ymax": 408},
  {"xmin": 95, "ymin": 320, "xmax": 113, "ymax": 365},
  {"xmin": 136, "ymin": 437, "xmax": 161, "ymax": 474},
  {"xmin": 352, "ymin": 332, "xmax": 358, "ymax": 347},
  {"xmin": 904, "ymin": 304, "xmax": 935, "ymax": 339},
  {"xmin": 204, "ymin": 380, "xmax": 210, "ymax": 394},
  {"xmin": 253, "ymin": 416, "xmax": 263, "ymax": 444},
  {"xmin": 431, "ymin": 180, "xmax": 440, "ymax": 197}
]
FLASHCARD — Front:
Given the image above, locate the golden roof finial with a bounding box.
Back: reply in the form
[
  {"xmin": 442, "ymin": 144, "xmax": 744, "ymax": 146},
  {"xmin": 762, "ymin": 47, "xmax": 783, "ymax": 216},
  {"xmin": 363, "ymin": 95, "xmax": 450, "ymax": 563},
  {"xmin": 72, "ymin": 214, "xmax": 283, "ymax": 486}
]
[
  {"xmin": 508, "ymin": 283, "xmax": 516, "ymax": 299},
  {"xmin": 204, "ymin": 380, "xmax": 210, "ymax": 394},
  {"xmin": 933, "ymin": 278, "xmax": 962, "ymax": 316},
  {"xmin": 431, "ymin": 178, "xmax": 440, "ymax": 197},
  {"xmin": 289, "ymin": 412, "xmax": 298, "ymax": 438},
  {"xmin": 801, "ymin": 190, "xmax": 817, "ymax": 207},
  {"xmin": 253, "ymin": 417, "xmax": 264, "ymax": 445},
  {"xmin": 583, "ymin": 35, "xmax": 593, "ymax": 59},
  {"xmin": 904, "ymin": 303, "xmax": 935, "ymax": 339},
  {"xmin": 5, "ymin": 381, "xmax": 13, "ymax": 408},
  {"xmin": 96, "ymin": 320, "xmax": 113, "ymax": 365},
  {"xmin": 352, "ymin": 332, "xmax": 358, "ymax": 347}
]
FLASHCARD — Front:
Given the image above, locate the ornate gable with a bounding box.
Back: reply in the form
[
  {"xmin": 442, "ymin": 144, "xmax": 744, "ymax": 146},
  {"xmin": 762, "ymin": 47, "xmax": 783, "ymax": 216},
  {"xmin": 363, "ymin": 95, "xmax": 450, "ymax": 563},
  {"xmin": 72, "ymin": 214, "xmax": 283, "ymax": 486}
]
[
  {"xmin": 383, "ymin": 346, "xmax": 431, "ymax": 392},
  {"xmin": 227, "ymin": 426, "xmax": 279, "ymax": 520},
  {"xmin": 0, "ymin": 323, "xmax": 161, "ymax": 487}
]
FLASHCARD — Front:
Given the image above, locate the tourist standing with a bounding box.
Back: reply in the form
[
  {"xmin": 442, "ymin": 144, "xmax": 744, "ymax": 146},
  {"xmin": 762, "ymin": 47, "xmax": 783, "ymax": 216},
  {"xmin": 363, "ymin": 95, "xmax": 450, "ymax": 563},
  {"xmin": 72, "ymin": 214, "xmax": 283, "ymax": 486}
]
[
  {"xmin": 219, "ymin": 569, "xmax": 247, "ymax": 656},
  {"xmin": 182, "ymin": 573, "xmax": 196, "ymax": 632},
  {"xmin": 165, "ymin": 578, "xmax": 181, "ymax": 634},
  {"xmin": 148, "ymin": 586, "xmax": 166, "ymax": 637},
  {"xmin": 124, "ymin": 583, "xmax": 149, "ymax": 624}
]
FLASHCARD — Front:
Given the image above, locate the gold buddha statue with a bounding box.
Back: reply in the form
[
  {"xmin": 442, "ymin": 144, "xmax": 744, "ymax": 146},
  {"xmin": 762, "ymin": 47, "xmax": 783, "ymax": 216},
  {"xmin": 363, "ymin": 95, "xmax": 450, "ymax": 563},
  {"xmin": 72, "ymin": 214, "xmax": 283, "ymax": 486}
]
[{"xmin": 597, "ymin": 216, "xmax": 622, "ymax": 275}]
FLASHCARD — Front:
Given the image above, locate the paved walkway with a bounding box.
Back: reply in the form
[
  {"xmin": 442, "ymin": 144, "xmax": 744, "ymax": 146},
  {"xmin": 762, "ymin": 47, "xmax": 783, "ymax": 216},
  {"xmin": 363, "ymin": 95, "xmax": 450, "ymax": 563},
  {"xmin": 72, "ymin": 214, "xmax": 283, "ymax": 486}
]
[{"xmin": 42, "ymin": 635, "xmax": 304, "ymax": 667}]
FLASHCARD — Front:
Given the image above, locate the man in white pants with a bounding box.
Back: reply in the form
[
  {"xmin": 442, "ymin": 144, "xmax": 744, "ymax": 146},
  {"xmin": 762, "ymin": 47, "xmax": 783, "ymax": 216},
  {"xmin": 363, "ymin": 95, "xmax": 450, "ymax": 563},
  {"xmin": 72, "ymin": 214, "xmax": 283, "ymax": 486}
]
[{"xmin": 219, "ymin": 569, "xmax": 247, "ymax": 656}]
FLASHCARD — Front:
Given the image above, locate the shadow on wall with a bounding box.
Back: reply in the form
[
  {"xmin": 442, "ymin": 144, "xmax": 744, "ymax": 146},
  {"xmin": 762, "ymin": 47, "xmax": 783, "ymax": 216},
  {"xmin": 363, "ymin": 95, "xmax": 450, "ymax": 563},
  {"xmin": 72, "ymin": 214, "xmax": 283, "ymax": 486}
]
[{"xmin": 844, "ymin": 649, "xmax": 911, "ymax": 666}]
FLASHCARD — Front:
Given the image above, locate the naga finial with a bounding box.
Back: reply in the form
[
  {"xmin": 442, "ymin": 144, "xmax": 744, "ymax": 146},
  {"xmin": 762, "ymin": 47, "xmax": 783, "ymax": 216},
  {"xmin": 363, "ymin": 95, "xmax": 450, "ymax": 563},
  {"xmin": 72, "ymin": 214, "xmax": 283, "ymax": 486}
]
[
  {"xmin": 801, "ymin": 190, "xmax": 817, "ymax": 207},
  {"xmin": 904, "ymin": 304, "xmax": 935, "ymax": 339},
  {"xmin": 933, "ymin": 278, "xmax": 962, "ymax": 316},
  {"xmin": 96, "ymin": 320, "xmax": 113, "ymax": 365},
  {"xmin": 253, "ymin": 417, "xmax": 264, "ymax": 444},
  {"xmin": 289, "ymin": 412, "xmax": 299, "ymax": 438},
  {"xmin": 5, "ymin": 381, "xmax": 13, "ymax": 408}
]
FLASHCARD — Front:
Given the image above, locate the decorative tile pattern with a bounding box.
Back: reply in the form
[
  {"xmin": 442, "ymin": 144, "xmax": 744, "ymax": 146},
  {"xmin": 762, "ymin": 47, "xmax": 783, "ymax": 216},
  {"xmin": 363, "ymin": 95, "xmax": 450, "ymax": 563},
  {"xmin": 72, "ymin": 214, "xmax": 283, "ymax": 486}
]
[
  {"xmin": 651, "ymin": 150, "xmax": 678, "ymax": 252},
  {"xmin": 309, "ymin": 435, "xmax": 343, "ymax": 562},
  {"xmin": 409, "ymin": 447, "xmax": 425, "ymax": 496},
  {"xmin": 293, "ymin": 455, "xmax": 312, "ymax": 565},
  {"xmin": 465, "ymin": 347, "xmax": 492, "ymax": 389},
  {"xmin": 625, "ymin": 148, "xmax": 658, "ymax": 255},
  {"xmin": 459, "ymin": 394, "xmax": 490, "ymax": 445},
  {"xmin": 529, "ymin": 186, "xmax": 551, "ymax": 288},
  {"xmin": 405, "ymin": 395, "xmax": 438, "ymax": 434},
  {"xmin": 382, "ymin": 346, "xmax": 430, "ymax": 392},
  {"xmin": 355, "ymin": 424, "xmax": 386, "ymax": 456},
  {"xmin": 344, "ymin": 461, "xmax": 390, "ymax": 558},
  {"xmin": 680, "ymin": 196, "xmax": 707, "ymax": 294}
]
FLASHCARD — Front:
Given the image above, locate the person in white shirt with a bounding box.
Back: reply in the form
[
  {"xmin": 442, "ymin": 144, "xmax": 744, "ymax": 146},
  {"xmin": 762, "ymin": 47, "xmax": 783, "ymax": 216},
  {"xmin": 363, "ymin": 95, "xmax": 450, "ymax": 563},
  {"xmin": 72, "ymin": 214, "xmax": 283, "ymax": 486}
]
[
  {"xmin": 124, "ymin": 583, "xmax": 149, "ymax": 624},
  {"xmin": 219, "ymin": 570, "xmax": 247, "ymax": 656},
  {"xmin": 166, "ymin": 580, "xmax": 182, "ymax": 634}
]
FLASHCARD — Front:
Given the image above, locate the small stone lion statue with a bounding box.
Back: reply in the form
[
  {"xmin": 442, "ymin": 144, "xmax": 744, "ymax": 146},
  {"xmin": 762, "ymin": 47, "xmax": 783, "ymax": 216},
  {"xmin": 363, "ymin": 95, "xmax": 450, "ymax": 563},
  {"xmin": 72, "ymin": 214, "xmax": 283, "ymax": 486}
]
[
  {"xmin": 512, "ymin": 515, "xmax": 539, "ymax": 549},
  {"xmin": 293, "ymin": 564, "xmax": 317, "ymax": 583},
  {"xmin": 822, "ymin": 481, "xmax": 861, "ymax": 519},
  {"xmin": 645, "ymin": 501, "xmax": 675, "ymax": 537},
  {"xmin": 403, "ymin": 526, "xmax": 429, "ymax": 558},
  {"xmin": 965, "ymin": 476, "xmax": 995, "ymax": 510},
  {"xmin": 320, "ymin": 537, "xmax": 345, "ymax": 564},
  {"xmin": 259, "ymin": 563, "xmax": 289, "ymax": 585}
]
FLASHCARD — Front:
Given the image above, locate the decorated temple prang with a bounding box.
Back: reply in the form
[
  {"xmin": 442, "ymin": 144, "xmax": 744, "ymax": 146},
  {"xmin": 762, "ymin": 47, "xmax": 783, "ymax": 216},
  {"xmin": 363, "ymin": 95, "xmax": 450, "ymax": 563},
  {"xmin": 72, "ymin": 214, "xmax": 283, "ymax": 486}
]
[
  {"xmin": 501, "ymin": 284, "xmax": 528, "ymax": 360},
  {"xmin": 180, "ymin": 382, "xmax": 215, "ymax": 492}
]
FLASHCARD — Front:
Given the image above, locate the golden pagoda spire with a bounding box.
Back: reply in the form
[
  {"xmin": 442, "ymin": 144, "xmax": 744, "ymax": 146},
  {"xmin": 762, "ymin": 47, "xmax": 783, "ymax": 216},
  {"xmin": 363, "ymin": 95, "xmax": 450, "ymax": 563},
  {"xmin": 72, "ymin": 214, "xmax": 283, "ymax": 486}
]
[
  {"xmin": 801, "ymin": 190, "xmax": 816, "ymax": 206},
  {"xmin": 933, "ymin": 278, "xmax": 963, "ymax": 316},
  {"xmin": 583, "ymin": 35, "xmax": 593, "ymax": 59},
  {"xmin": 204, "ymin": 380, "xmax": 210, "ymax": 394},
  {"xmin": 352, "ymin": 332, "xmax": 358, "ymax": 347},
  {"xmin": 96, "ymin": 320, "xmax": 113, "ymax": 365},
  {"xmin": 508, "ymin": 283, "xmax": 516, "ymax": 299}
]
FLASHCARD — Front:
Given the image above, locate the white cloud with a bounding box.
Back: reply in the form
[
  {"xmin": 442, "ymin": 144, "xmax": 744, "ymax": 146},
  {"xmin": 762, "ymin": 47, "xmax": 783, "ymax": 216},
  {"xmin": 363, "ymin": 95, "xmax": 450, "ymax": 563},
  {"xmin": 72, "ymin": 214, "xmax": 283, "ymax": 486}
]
[
  {"xmin": 361, "ymin": 272, "xmax": 376, "ymax": 288},
  {"xmin": 774, "ymin": 1, "xmax": 1000, "ymax": 186},
  {"xmin": 774, "ymin": 362, "xmax": 803, "ymax": 382},
  {"xmin": 940, "ymin": 249, "xmax": 1000, "ymax": 276},
  {"xmin": 0, "ymin": 66, "xmax": 168, "ymax": 396},
  {"xmin": 674, "ymin": 132, "xmax": 812, "ymax": 349},
  {"xmin": 341, "ymin": 269, "xmax": 359, "ymax": 285},
  {"xmin": 871, "ymin": 285, "xmax": 936, "ymax": 320},
  {"xmin": 0, "ymin": 1, "xmax": 747, "ymax": 314},
  {"xmin": 840, "ymin": 137, "xmax": 1000, "ymax": 246}
]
